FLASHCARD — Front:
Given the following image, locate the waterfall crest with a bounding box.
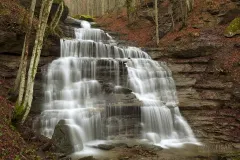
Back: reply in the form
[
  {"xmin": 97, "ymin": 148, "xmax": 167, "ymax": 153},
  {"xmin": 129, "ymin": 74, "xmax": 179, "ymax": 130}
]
[{"xmin": 37, "ymin": 19, "xmax": 199, "ymax": 152}]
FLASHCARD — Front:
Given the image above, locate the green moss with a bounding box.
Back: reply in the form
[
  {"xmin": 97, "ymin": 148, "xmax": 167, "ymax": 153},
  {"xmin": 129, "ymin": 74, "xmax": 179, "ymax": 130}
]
[
  {"xmin": 73, "ymin": 15, "xmax": 95, "ymax": 22},
  {"xmin": 224, "ymin": 17, "xmax": 240, "ymax": 37},
  {"xmin": 14, "ymin": 104, "xmax": 25, "ymax": 119},
  {"xmin": 91, "ymin": 23, "xmax": 101, "ymax": 28},
  {"xmin": 53, "ymin": 0, "xmax": 64, "ymax": 4}
]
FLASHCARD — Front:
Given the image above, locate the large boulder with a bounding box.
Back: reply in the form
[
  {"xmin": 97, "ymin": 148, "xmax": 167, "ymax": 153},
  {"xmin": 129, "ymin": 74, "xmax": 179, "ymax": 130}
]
[{"xmin": 52, "ymin": 120, "xmax": 84, "ymax": 154}]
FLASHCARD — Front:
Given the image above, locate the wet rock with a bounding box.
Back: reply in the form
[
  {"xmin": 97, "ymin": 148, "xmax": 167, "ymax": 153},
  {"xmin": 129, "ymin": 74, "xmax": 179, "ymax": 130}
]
[
  {"xmin": 118, "ymin": 156, "xmax": 130, "ymax": 160},
  {"xmin": 126, "ymin": 143, "xmax": 138, "ymax": 148},
  {"xmin": 52, "ymin": 120, "xmax": 83, "ymax": 154},
  {"xmin": 139, "ymin": 144, "xmax": 163, "ymax": 151},
  {"xmin": 112, "ymin": 143, "xmax": 128, "ymax": 148},
  {"xmin": 78, "ymin": 156, "xmax": 96, "ymax": 160},
  {"xmin": 65, "ymin": 16, "xmax": 82, "ymax": 26},
  {"xmin": 98, "ymin": 144, "xmax": 115, "ymax": 150},
  {"xmin": 59, "ymin": 156, "xmax": 72, "ymax": 160},
  {"xmin": 114, "ymin": 87, "xmax": 132, "ymax": 94}
]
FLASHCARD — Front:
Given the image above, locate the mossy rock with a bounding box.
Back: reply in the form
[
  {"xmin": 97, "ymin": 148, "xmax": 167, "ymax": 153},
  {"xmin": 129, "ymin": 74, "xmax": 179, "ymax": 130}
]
[
  {"xmin": 224, "ymin": 17, "xmax": 240, "ymax": 37},
  {"xmin": 73, "ymin": 15, "xmax": 95, "ymax": 22}
]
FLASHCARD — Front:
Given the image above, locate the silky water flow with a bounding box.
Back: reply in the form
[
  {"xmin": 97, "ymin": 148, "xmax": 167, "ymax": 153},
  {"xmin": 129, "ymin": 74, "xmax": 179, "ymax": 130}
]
[{"xmin": 37, "ymin": 20, "xmax": 200, "ymax": 153}]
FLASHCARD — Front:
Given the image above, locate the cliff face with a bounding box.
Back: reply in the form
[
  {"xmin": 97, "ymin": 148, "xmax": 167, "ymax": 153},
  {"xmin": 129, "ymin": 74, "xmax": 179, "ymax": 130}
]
[{"xmin": 96, "ymin": 0, "xmax": 240, "ymax": 151}]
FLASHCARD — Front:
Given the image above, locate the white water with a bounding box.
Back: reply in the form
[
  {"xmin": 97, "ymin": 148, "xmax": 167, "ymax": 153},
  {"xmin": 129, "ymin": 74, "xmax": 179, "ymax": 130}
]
[
  {"xmin": 127, "ymin": 59, "xmax": 199, "ymax": 148},
  {"xmin": 38, "ymin": 20, "xmax": 199, "ymax": 153}
]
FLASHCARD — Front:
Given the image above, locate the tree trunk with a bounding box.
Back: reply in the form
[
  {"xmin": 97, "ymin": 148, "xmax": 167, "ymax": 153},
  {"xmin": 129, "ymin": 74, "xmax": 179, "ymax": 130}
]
[
  {"xmin": 101, "ymin": 0, "xmax": 105, "ymax": 16},
  {"xmin": 155, "ymin": 0, "xmax": 159, "ymax": 45},
  {"xmin": 20, "ymin": 0, "xmax": 54, "ymax": 124},
  {"xmin": 50, "ymin": 1, "xmax": 64, "ymax": 34},
  {"xmin": 13, "ymin": 0, "xmax": 37, "ymax": 96}
]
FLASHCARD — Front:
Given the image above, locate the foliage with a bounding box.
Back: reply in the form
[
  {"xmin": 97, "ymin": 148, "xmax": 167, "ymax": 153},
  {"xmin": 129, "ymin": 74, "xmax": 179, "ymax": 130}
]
[
  {"xmin": 73, "ymin": 14, "xmax": 95, "ymax": 22},
  {"xmin": 224, "ymin": 17, "xmax": 240, "ymax": 37}
]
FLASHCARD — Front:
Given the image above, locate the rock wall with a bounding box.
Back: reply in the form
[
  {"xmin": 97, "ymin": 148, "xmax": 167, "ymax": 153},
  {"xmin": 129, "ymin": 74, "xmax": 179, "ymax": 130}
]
[{"xmin": 146, "ymin": 40, "xmax": 240, "ymax": 149}]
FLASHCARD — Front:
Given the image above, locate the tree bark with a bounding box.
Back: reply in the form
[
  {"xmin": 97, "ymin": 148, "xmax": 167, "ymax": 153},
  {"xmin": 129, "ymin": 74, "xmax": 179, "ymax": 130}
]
[
  {"xmin": 13, "ymin": 0, "xmax": 37, "ymax": 96},
  {"xmin": 21, "ymin": 0, "xmax": 54, "ymax": 124},
  {"xmin": 50, "ymin": 1, "xmax": 64, "ymax": 34},
  {"xmin": 155, "ymin": 0, "xmax": 159, "ymax": 45}
]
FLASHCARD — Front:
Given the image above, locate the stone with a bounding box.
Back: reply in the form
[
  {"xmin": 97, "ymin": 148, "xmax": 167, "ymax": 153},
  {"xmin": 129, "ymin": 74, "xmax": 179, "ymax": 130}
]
[
  {"xmin": 200, "ymin": 90, "xmax": 231, "ymax": 101},
  {"xmin": 0, "ymin": 30, "xmax": 23, "ymax": 55},
  {"xmin": 52, "ymin": 120, "xmax": 84, "ymax": 154},
  {"xmin": 98, "ymin": 144, "xmax": 115, "ymax": 150},
  {"xmin": 168, "ymin": 42, "xmax": 220, "ymax": 58},
  {"xmin": 218, "ymin": 8, "xmax": 240, "ymax": 25},
  {"xmin": 233, "ymin": 86, "xmax": 240, "ymax": 100},
  {"xmin": 168, "ymin": 64, "xmax": 207, "ymax": 73},
  {"xmin": 224, "ymin": 17, "xmax": 240, "ymax": 37},
  {"xmin": 78, "ymin": 156, "xmax": 96, "ymax": 160},
  {"xmin": 139, "ymin": 144, "xmax": 163, "ymax": 151},
  {"xmin": 173, "ymin": 75, "xmax": 196, "ymax": 87},
  {"xmin": 232, "ymin": 143, "xmax": 240, "ymax": 149},
  {"xmin": 195, "ymin": 81, "xmax": 233, "ymax": 90},
  {"xmin": 179, "ymin": 99, "xmax": 221, "ymax": 110},
  {"xmin": 118, "ymin": 156, "xmax": 130, "ymax": 160},
  {"xmin": 112, "ymin": 143, "xmax": 128, "ymax": 148},
  {"xmin": 172, "ymin": 57, "xmax": 210, "ymax": 64},
  {"xmin": 59, "ymin": 156, "xmax": 72, "ymax": 160}
]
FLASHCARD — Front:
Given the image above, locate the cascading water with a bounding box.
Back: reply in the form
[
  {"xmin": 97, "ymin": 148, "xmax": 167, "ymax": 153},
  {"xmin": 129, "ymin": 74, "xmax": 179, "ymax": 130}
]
[
  {"xmin": 38, "ymin": 19, "xmax": 199, "ymax": 153},
  {"xmin": 127, "ymin": 59, "xmax": 198, "ymax": 147}
]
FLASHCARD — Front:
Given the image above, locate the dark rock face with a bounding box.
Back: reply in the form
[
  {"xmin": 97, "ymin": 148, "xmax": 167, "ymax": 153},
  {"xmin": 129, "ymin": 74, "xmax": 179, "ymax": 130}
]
[
  {"xmin": 52, "ymin": 120, "xmax": 83, "ymax": 154},
  {"xmin": 50, "ymin": 3, "xmax": 69, "ymax": 22},
  {"xmin": 0, "ymin": 31, "xmax": 24, "ymax": 55}
]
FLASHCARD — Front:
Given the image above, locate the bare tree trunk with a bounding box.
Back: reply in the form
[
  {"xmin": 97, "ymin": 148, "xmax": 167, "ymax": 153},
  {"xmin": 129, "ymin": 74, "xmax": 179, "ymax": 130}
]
[
  {"xmin": 20, "ymin": 0, "xmax": 54, "ymax": 123},
  {"xmin": 13, "ymin": 0, "xmax": 36, "ymax": 96},
  {"xmin": 155, "ymin": 0, "xmax": 159, "ymax": 45},
  {"xmin": 50, "ymin": 1, "xmax": 64, "ymax": 34},
  {"xmin": 101, "ymin": 0, "xmax": 105, "ymax": 16}
]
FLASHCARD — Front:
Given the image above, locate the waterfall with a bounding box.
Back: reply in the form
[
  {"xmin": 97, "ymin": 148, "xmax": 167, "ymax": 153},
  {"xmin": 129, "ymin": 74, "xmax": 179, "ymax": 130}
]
[
  {"xmin": 127, "ymin": 59, "xmax": 198, "ymax": 147},
  {"xmin": 38, "ymin": 19, "xmax": 199, "ymax": 152}
]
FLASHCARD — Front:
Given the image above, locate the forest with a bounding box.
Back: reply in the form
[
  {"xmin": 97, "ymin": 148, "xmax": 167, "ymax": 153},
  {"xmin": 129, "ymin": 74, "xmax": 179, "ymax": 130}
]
[{"xmin": 0, "ymin": 0, "xmax": 239, "ymax": 159}]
